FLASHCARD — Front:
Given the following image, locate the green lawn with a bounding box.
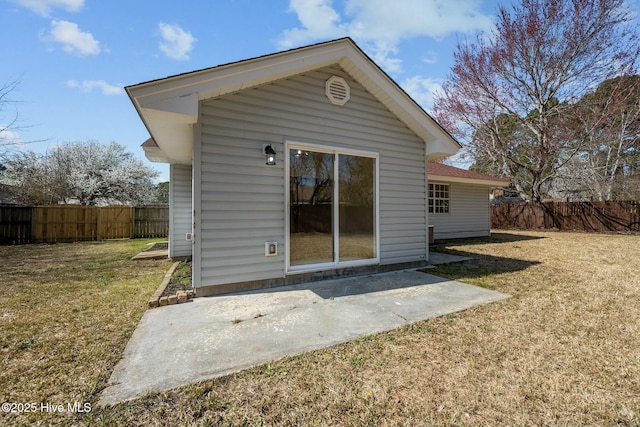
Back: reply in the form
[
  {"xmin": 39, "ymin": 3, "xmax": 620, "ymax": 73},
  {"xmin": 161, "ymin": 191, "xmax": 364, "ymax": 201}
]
[{"xmin": 0, "ymin": 239, "xmax": 170, "ymax": 427}]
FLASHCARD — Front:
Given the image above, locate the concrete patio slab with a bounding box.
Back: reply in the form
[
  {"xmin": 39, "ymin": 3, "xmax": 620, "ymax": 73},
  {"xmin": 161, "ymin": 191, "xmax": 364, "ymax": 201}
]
[
  {"xmin": 98, "ymin": 269, "xmax": 509, "ymax": 406},
  {"xmin": 131, "ymin": 249, "xmax": 168, "ymax": 261},
  {"xmin": 131, "ymin": 242, "xmax": 169, "ymax": 261}
]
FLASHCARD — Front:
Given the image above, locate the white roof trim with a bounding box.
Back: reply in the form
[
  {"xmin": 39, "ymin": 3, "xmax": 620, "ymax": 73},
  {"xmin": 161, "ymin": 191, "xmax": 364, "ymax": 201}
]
[
  {"xmin": 142, "ymin": 145, "xmax": 170, "ymax": 163},
  {"xmin": 126, "ymin": 38, "xmax": 461, "ymax": 164}
]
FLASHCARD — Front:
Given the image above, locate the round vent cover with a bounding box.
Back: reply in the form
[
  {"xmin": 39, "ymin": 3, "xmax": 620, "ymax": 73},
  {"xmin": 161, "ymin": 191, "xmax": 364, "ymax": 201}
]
[{"xmin": 325, "ymin": 76, "xmax": 350, "ymax": 105}]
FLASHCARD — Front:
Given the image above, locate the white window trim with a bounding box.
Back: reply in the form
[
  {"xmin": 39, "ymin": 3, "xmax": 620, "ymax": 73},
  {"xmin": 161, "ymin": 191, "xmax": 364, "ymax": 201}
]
[
  {"xmin": 285, "ymin": 140, "xmax": 380, "ymax": 274},
  {"xmin": 429, "ymin": 182, "xmax": 450, "ymax": 215}
]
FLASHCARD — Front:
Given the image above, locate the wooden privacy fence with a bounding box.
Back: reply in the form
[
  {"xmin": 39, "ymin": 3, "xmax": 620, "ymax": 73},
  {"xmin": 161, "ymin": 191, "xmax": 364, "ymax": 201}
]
[
  {"xmin": 491, "ymin": 201, "xmax": 640, "ymax": 233},
  {"xmin": 134, "ymin": 206, "xmax": 171, "ymax": 238},
  {"xmin": 0, "ymin": 206, "xmax": 33, "ymax": 245},
  {"xmin": 0, "ymin": 205, "xmax": 168, "ymax": 245}
]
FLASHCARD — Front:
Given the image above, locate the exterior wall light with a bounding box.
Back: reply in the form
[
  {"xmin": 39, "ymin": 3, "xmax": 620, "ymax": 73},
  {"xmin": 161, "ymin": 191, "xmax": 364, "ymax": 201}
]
[{"xmin": 264, "ymin": 144, "xmax": 276, "ymax": 165}]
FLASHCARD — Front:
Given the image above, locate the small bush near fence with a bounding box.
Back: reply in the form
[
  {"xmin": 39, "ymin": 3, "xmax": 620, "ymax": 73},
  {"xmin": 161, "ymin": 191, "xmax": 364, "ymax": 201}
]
[
  {"xmin": 0, "ymin": 205, "xmax": 169, "ymax": 245},
  {"xmin": 491, "ymin": 201, "xmax": 640, "ymax": 233}
]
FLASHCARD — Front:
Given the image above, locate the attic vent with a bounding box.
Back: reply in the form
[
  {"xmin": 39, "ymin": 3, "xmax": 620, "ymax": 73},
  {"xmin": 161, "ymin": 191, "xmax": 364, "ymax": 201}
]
[{"xmin": 325, "ymin": 76, "xmax": 350, "ymax": 105}]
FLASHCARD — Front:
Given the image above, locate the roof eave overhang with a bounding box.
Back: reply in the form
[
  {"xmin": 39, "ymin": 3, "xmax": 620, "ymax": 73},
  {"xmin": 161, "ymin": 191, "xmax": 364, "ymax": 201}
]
[
  {"xmin": 429, "ymin": 174, "xmax": 511, "ymax": 187},
  {"xmin": 126, "ymin": 38, "xmax": 461, "ymax": 165},
  {"xmin": 142, "ymin": 145, "xmax": 171, "ymax": 163}
]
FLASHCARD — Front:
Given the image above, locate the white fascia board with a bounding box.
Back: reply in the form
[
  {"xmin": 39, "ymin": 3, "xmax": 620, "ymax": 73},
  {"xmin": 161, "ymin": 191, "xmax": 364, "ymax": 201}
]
[
  {"xmin": 142, "ymin": 146, "xmax": 170, "ymax": 163},
  {"xmin": 428, "ymin": 174, "xmax": 510, "ymax": 187},
  {"xmin": 130, "ymin": 43, "xmax": 352, "ymax": 111}
]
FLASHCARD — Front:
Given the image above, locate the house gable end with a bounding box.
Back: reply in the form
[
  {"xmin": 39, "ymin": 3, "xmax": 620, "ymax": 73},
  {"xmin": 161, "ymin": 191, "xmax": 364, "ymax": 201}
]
[{"xmin": 127, "ymin": 38, "xmax": 460, "ymax": 165}]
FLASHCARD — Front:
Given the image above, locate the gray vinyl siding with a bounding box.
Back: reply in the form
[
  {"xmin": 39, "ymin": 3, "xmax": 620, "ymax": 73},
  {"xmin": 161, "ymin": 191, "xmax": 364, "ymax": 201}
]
[
  {"xmin": 169, "ymin": 164, "xmax": 193, "ymax": 258},
  {"xmin": 196, "ymin": 65, "xmax": 427, "ymax": 288},
  {"xmin": 428, "ymin": 182, "xmax": 491, "ymax": 240}
]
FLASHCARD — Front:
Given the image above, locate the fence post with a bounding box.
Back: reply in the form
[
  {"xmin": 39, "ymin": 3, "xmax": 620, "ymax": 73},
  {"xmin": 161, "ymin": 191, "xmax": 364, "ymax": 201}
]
[
  {"xmin": 96, "ymin": 207, "xmax": 101, "ymax": 241},
  {"xmin": 130, "ymin": 206, "xmax": 134, "ymax": 239},
  {"xmin": 30, "ymin": 206, "xmax": 36, "ymax": 244}
]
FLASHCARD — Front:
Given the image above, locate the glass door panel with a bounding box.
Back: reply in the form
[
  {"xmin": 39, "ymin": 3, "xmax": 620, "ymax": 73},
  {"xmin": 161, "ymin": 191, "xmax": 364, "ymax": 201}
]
[
  {"xmin": 338, "ymin": 155, "xmax": 375, "ymax": 261},
  {"xmin": 289, "ymin": 149, "xmax": 334, "ymax": 266}
]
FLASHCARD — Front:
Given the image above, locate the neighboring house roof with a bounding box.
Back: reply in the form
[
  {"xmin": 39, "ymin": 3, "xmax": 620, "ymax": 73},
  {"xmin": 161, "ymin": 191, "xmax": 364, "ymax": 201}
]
[
  {"xmin": 141, "ymin": 137, "xmax": 158, "ymax": 148},
  {"xmin": 127, "ymin": 37, "xmax": 461, "ymax": 165},
  {"xmin": 428, "ymin": 162, "xmax": 510, "ymax": 187}
]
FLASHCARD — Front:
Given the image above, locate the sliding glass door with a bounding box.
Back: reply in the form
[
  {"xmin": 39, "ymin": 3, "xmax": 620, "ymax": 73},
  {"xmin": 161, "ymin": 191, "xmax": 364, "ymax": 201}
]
[
  {"xmin": 288, "ymin": 145, "xmax": 377, "ymax": 270},
  {"xmin": 338, "ymin": 154, "xmax": 375, "ymax": 261},
  {"xmin": 289, "ymin": 150, "xmax": 334, "ymax": 266}
]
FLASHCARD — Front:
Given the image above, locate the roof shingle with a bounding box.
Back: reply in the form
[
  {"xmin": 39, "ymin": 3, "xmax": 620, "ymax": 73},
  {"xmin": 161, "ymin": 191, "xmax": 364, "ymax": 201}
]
[
  {"xmin": 428, "ymin": 162, "xmax": 509, "ymax": 183},
  {"xmin": 141, "ymin": 138, "xmax": 158, "ymax": 148}
]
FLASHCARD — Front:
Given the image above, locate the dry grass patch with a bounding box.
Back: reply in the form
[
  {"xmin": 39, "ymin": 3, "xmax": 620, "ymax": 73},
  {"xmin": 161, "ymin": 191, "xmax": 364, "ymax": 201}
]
[
  {"xmin": 0, "ymin": 239, "xmax": 171, "ymax": 426},
  {"xmin": 3, "ymin": 231, "xmax": 640, "ymax": 426},
  {"xmin": 91, "ymin": 231, "xmax": 639, "ymax": 426}
]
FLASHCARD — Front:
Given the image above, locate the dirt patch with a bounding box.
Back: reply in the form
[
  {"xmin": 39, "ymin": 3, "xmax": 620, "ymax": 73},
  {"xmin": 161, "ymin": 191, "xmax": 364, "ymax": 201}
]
[
  {"xmin": 146, "ymin": 241, "xmax": 168, "ymax": 251},
  {"xmin": 162, "ymin": 260, "xmax": 193, "ymax": 298}
]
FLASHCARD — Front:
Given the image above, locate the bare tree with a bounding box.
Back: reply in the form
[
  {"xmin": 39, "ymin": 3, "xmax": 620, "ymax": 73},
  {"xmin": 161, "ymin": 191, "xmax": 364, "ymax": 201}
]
[
  {"xmin": 434, "ymin": 0, "xmax": 640, "ymax": 201},
  {"xmin": 0, "ymin": 79, "xmax": 21, "ymax": 149},
  {"xmin": 554, "ymin": 75, "xmax": 640, "ymax": 200}
]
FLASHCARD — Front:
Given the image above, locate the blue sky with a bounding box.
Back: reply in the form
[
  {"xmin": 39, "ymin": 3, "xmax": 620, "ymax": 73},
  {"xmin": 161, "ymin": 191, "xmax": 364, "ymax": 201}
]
[{"xmin": 2, "ymin": 0, "xmax": 639, "ymax": 181}]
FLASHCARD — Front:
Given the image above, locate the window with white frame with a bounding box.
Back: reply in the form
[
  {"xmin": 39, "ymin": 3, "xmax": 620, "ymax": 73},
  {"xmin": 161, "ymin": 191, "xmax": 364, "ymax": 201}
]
[{"xmin": 428, "ymin": 183, "xmax": 449, "ymax": 214}]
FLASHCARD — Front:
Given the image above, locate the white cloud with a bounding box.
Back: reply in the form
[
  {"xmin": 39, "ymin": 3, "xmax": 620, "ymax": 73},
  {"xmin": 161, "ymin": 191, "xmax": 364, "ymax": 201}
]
[
  {"xmin": 402, "ymin": 76, "xmax": 444, "ymax": 112},
  {"xmin": 345, "ymin": 0, "xmax": 493, "ymax": 40},
  {"xmin": 66, "ymin": 80, "xmax": 123, "ymax": 95},
  {"xmin": 278, "ymin": 0, "xmax": 493, "ymax": 73},
  {"xmin": 0, "ymin": 126, "xmax": 27, "ymax": 151},
  {"xmin": 11, "ymin": 0, "xmax": 83, "ymax": 16},
  {"xmin": 47, "ymin": 20, "xmax": 100, "ymax": 56},
  {"xmin": 279, "ymin": 0, "xmax": 347, "ymax": 49},
  {"xmin": 158, "ymin": 22, "xmax": 196, "ymax": 60},
  {"xmin": 422, "ymin": 50, "xmax": 438, "ymax": 65}
]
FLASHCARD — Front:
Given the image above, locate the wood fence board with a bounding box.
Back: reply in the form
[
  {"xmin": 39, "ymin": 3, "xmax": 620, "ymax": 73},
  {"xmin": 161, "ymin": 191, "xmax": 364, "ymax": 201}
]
[
  {"xmin": 34, "ymin": 205, "xmax": 98, "ymax": 243},
  {"xmin": 0, "ymin": 206, "xmax": 34, "ymax": 244},
  {"xmin": 491, "ymin": 201, "xmax": 640, "ymax": 233},
  {"xmin": 133, "ymin": 206, "xmax": 169, "ymax": 238},
  {"xmin": 100, "ymin": 206, "xmax": 133, "ymax": 239},
  {"xmin": 1, "ymin": 205, "xmax": 169, "ymax": 245}
]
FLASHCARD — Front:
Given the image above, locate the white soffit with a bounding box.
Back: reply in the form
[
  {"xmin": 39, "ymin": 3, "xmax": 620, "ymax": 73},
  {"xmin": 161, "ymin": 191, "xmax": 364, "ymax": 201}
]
[{"xmin": 140, "ymin": 108, "xmax": 194, "ymax": 164}]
